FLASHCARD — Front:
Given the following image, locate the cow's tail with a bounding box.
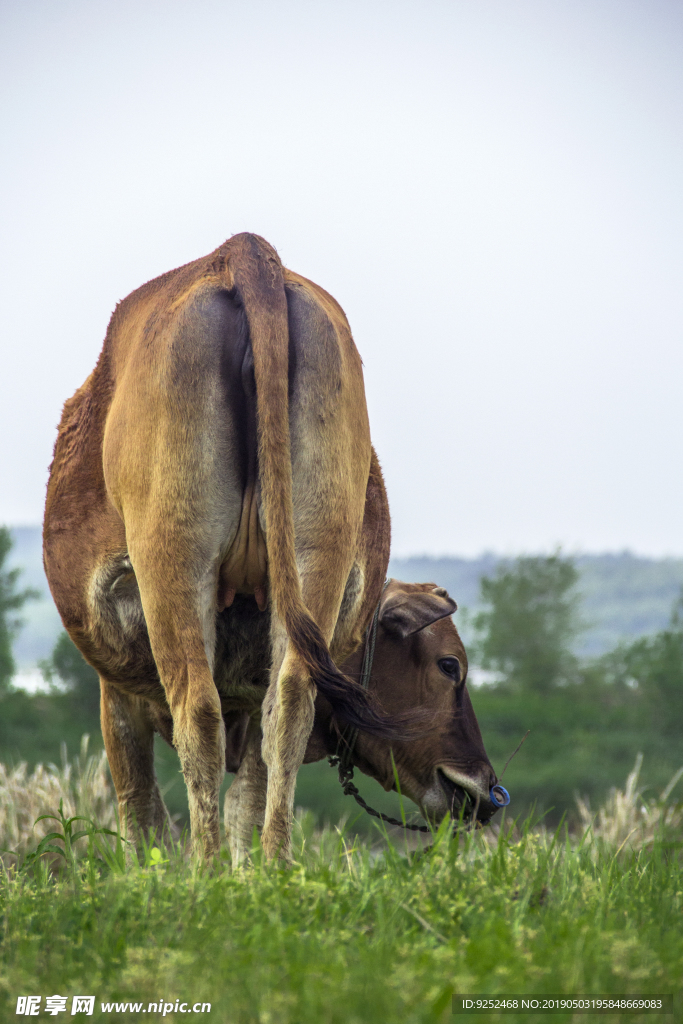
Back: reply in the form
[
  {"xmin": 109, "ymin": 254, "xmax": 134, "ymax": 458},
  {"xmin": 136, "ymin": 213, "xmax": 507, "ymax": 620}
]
[{"xmin": 225, "ymin": 233, "xmax": 395, "ymax": 736}]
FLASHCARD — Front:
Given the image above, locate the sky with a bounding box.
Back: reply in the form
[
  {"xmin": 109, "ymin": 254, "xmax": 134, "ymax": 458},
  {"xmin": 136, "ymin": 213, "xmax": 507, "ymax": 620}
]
[{"xmin": 1, "ymin": 0, "xmax": 682, "ymax": 557}]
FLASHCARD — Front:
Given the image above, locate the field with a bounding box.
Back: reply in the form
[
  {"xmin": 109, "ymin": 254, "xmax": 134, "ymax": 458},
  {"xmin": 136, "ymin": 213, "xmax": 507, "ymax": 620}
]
[{"xmin": 1, "ymin": 753, "xmax": 681, "ymax": 1023}]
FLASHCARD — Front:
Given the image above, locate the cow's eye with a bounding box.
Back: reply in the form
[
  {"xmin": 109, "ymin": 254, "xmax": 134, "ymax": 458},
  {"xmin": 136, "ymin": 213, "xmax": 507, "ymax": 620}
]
[{"xmin": 438, "ymin": 657, "xmax": 461, "ymax": 682}]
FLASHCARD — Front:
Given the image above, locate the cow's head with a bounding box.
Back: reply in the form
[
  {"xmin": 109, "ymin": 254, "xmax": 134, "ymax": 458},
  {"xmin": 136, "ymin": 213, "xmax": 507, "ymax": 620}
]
[{"xmin": 307, "ymin": 580, "xmax": 503, "ymax": 826}]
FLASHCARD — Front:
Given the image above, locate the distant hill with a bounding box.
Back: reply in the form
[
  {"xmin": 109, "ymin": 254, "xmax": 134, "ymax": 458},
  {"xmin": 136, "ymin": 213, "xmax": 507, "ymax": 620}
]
[
  {"xmin": 7, "ymin": 527, "xmax": 683, "ymax": 668},
  {"xmin": 388, "ymin": 552, "xmax": 683, "ymax": 657}
]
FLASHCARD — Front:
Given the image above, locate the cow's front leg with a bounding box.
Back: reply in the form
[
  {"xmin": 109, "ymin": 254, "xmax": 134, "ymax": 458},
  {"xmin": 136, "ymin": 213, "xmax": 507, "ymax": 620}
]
[
  {"xmin": 261, "ymin": 640, "xmax": 316, "ymax": 863},
  {"xmin": 223, "ymin": 719, "xmax": 267, "ymax": 865},
  {"xmin": 100, "ymin": 680, "xmax": 171, "ymax": 849}
]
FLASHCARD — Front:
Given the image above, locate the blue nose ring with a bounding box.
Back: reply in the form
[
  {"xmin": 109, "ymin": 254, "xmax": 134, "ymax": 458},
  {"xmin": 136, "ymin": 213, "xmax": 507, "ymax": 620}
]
[{"xmin": 490, "ymin": 784, "xmax": 510, "ymax": 808}]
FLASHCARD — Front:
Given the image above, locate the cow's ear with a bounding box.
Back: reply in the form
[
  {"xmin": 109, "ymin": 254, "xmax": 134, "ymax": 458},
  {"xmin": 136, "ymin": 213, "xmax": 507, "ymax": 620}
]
[{"xmin": 379, "ymin": 586, "xmax": 457, "ymax": 639}]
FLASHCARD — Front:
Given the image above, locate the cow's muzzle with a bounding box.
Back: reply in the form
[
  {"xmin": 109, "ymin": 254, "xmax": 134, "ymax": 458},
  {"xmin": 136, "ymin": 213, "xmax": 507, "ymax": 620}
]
[
  {"xmin": 435, "ymin": 764, "xmax": 502, "ymax": 824},
  {"xmin": 436, "ymin": 769, "xmax": 472, "ymax": 818}
]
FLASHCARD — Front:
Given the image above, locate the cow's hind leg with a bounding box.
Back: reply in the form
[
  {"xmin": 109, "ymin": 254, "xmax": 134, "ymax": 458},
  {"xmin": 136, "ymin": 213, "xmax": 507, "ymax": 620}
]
[
  {"xmin": 100, "ymin": 680, "xmax": 171, "ymax": 848},
  {"xmin": 101, "ymin": 290, "xmax": 245, "ymax": 858},
  {"xmin": 257, "ymin": 279, "xmax": 373, "ymax": 861},
  {"xmin": 261, "ymin": 549, "xmax": 358, "ymax": 862},
  {"xmin": 134, "ymin": 577, "xmax": 225, "ymax": 859},
  {"xmin": 261, "ymin": 644, "xmax": 316, "ymax": 861}
]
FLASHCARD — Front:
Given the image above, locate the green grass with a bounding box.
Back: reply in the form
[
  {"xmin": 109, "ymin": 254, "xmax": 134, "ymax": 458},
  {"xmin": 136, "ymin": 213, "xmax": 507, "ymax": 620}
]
[{"xmin": 1, "ymin": 816, "xmax": 681, "ymax": 1023}]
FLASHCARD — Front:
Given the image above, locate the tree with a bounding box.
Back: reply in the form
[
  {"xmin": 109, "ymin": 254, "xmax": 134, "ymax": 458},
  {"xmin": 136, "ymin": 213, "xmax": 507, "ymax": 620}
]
[
  {"xmin": 41, "ymin": 631, "xmax": 101, "ymax": 722},
  {"xmin": 473, "ymin": 553, "xmax": 581, "ymax": 693},
  {"xmin": 0, "ymin": 526, "xmax": 38, "ymax": 693},
  {"xmin": 600, "ymin": 593, "xmax": 683, "ymax": 737}
]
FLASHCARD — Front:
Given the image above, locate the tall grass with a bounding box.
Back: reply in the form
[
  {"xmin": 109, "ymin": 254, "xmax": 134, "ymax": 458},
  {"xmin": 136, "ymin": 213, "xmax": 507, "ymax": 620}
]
[
  {"xmin": 0, "ymin": 749, "xmax": 681, "ymax": 1022},
  {"xmin": 575, "ymin": 753, "xmax": 683, "ymax": 851},
  {"xmin": 0, "ymin": 735, "xmax": 117, "ymax": 867}
]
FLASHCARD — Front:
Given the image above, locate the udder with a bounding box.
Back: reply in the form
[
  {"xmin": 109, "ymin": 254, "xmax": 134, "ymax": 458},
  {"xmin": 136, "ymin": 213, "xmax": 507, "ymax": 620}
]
[{"xmin": 218, "ymin": 482, "xmax": 268, "ymax": 611}]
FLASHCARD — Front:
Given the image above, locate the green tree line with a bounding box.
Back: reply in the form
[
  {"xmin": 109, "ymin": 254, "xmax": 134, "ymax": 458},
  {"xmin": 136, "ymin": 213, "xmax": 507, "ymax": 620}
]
[{"xmin": 470, "ymin": 553, "xmax": 683, "ymax": 819}]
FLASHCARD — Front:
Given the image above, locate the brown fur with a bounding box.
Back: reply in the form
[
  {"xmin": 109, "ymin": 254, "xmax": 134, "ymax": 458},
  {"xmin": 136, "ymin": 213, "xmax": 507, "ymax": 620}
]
[{"xmin": 44, "ymin": 233, "xmax": 393, "ymax": 860}]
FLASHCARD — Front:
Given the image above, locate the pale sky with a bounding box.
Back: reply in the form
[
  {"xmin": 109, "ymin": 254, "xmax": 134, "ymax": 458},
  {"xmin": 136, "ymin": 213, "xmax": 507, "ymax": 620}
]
[{"xmin": 1, "ymin": 0, "xmax": 682, "ymax": 557}]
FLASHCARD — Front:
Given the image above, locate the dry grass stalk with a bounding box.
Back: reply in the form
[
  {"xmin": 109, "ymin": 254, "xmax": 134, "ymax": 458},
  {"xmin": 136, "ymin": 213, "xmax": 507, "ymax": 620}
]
[
  {"xmin": 576, "ymin": 753, "xmax": 683, "ymax": 851},
  {"xmin": 0, "ymin": 735, "xmax": 118, "ymax": 865}
]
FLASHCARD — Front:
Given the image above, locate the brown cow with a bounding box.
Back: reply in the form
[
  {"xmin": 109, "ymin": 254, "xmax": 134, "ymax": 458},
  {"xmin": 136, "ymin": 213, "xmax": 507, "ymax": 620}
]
[
  {"xmin": 43, "ymin": 233, "xmax": 501, "ymax": 862},
  {"xmin": 223, "ymin": 580, "xmax": 501, "ymax": 863}
]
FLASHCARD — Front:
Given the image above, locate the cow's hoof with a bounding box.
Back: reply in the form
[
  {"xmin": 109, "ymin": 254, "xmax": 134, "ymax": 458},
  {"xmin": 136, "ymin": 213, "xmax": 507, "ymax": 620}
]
[{"xmin": 261, "ymin": 828, "xmax": 292, "ymax": 864}]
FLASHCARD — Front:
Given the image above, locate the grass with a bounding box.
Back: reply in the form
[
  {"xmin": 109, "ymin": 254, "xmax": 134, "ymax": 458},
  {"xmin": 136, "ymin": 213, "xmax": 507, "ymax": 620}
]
[{"xmin": 0, "ymin": 757, "xmax": 682, "ymax": 1023}]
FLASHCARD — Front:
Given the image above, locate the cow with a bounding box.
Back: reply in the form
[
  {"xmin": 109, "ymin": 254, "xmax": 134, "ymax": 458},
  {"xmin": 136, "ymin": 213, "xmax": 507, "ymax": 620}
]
[
  {"xmin": 223, "ymin": 580, "xmax": 501, "ymax": 863},
  {"xmin": 43, "ymin": 233, "xmax": 501, "ymax": 862}
]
